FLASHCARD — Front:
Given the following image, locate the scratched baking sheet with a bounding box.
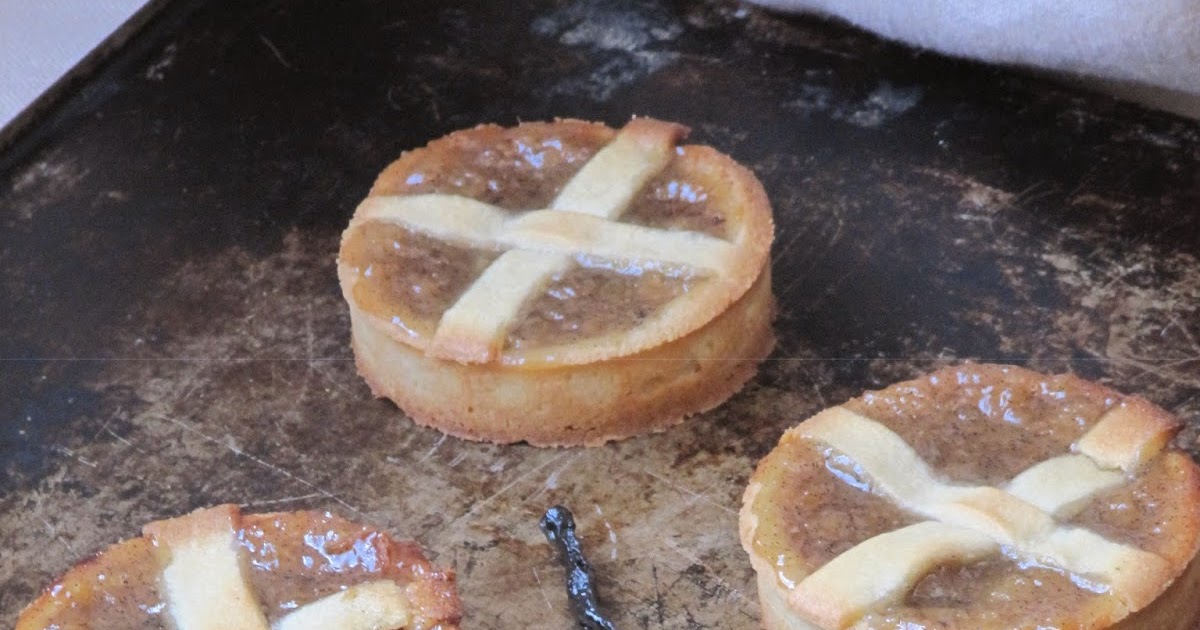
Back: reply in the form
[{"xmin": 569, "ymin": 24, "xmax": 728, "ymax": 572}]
[{"xmin": 2, "ymin": 0, "xmax": 1199, "ymax": 627}]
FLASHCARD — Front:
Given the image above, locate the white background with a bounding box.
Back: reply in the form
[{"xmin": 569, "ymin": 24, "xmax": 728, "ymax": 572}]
[{"xmin": 0, "ymin": 0, "xmax": 149, "ymax": 131}]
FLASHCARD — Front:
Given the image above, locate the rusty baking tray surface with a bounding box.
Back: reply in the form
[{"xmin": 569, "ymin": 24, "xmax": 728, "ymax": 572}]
[{"xmin": 2, "ymin": 0, "xmax": 1199, "ymax": 627}]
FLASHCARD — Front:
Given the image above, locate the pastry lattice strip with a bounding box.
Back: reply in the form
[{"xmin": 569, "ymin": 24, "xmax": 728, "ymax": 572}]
[
  {"xmin": 351, "ymin": 118, "xmax": 739, "ymax": 363},
  {"xmin": 143, "ymin": 506, "xmax": 413, "ymax": 630},
  {"xmin": 788, "ymin": 403, "xmax": 1176, "ymax": 629}
]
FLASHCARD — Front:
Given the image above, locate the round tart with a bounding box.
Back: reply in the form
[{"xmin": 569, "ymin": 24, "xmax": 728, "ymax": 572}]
[
  {"xmin": 740, "ymin": 363, "xmax": 1200, "ymax": 630},
  {"xmin": 337, "ymin": 117, "xmax": 776, "ymax": 446},
  {"xmin": 17, "ymin": 505, "xmax": 461, "ymax": 630}
]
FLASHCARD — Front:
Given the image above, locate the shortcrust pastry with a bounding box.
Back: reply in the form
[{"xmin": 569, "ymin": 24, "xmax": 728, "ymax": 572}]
[
  {"xmin": 740, "ymin": 363, "xmax": 1200, "ymax": 630},
  {"xmin": 18, "ymin": 505, "xmax": 461, "ymax": 630},
  {"xmin": 337, "ymin": 117, "xmax": 775, "ymax": 446}
]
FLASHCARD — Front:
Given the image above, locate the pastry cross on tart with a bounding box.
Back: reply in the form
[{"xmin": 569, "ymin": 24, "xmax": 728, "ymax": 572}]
[
  {"xmin": 338, "ymin": 117, "xmax": 776, "ymax": 446},
  {"xmin": 741, "ymin": 363, "xmax": 1200, "ymax": 630},
  {"xmin": 18, "ymin": 505, "xmax": 461, "ymax": 630}
]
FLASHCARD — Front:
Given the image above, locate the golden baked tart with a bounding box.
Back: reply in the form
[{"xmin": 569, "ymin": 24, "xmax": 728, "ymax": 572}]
[
  {"xmin": 18, "ymin": 505, "xmax": 461, "ymax": 630},
  {"xmin": 337, "ymin": 117, "xmax": 775, "ymax": 446},
  {"xmin": 740, "ymin": 363, "xmax": 1200, "ymax": 630}
]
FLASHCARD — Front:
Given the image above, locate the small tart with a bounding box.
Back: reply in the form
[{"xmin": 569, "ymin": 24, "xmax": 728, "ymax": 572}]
[
  {"xmin": 17, "ymin": 505, "xmax": 461, "ymax": 630},
  {"xmin": 337, "ymin": 117, "xmax": 776, "ymax": 446},
  {"xmin": 740, "ymin": 363, "xmax": 1200, "ymax": 630}
]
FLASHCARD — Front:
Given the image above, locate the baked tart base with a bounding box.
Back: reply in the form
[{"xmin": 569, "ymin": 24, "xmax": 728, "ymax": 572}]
[
  {"xmin": 352, "ymin": 265, "xmax": 775, "ymax": 447},
  {"xmin": 18, "ymin": 505, "xmax": 461, "ymax": 630},
  {"xmin": 740, "ymin": 364, "xmax": 1200, "ymax": 630},
  {"xmin": 338, "ymin": 118, "xmax": 776, "ymax": 446}
]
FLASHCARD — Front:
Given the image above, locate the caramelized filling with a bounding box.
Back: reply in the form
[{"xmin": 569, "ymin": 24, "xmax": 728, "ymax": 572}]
[
  {"xmin": 353, "ymin": 124, "xmax": 737, "ymax": 349},
  {"xmin": 750, "ymin": 437, "xmax": 919, "ymax": 589},
  {"xmin": 23, "ymin": 537, "xmax": 167, "ymax": 629},
  {"xmin": 753, "ymin": 432, "xmax": 1120, "ymax": 627},
  {"xmin": 842, "ymin": 366, "xmax": 1113, "ymax": 485},
  {"xmin": 372, "ymin": 123, "xmax": 611, "ymax": 210},
  {"xmin": 753, "ymin": 366, "xmax": 1160, "ymax": 627},
  {"xmin": 1069, "ymin": 452, "xmax": 1195, "ymax": 558},
  {"xmin": 624, "ymin": 156, "xmax": 729, "ymax": 238},
  {"xmin": 504, "ymin": 261, "xmax": 694, "ymax": 350},
  {"xmin": 23, "ymin": 512, "xmax": 440, "ymax": 629},
  {"xmin": 864, "ymin": 556, "xmax": 1118, "ymax": 630},
  {"xmin": 240, "ymin": 511, "xmax": 426, "ymax": 617},
  {"xmin": 342, "ymin": 223, "xmax": 498, "ymax": 338}
]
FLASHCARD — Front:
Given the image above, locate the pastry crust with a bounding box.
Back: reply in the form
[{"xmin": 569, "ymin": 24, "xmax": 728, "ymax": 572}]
[
  {"xmin": 740, "ymin": 364, "xmax": 1200, "ymax": 630},
  {"xmin": 1075, "ymin": 396, "xmax": 1180, "ymax": 472},
  {"xmin": 337, "ymin": 118, "xmax": 776, "ymax": 445},
  {"xmin": 142, "ymin": 504, "xmax": 271, "ymax": 630},
  {"xmin": 352, "ymin": 267, "xmax": 775, "ymax": 447},
  {"xmin": 17, "ymin": 505, "xmax": 462, "ymax": 630}
]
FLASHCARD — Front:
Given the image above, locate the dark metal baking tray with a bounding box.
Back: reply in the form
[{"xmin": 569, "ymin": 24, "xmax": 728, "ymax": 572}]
[{"xmin": 2, "ymin": 0, "xmax": 1198, "ymax": 627}]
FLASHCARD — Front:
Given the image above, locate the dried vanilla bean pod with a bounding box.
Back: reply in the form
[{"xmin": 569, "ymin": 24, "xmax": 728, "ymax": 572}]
[{"xmin": 539, "ymin": 505, "xmax": 617, "ymax": 630}]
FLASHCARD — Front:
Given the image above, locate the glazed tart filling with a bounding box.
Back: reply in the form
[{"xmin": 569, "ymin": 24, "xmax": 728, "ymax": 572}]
[
  {"xmin": 376, "ymin": 123, "xmax": 607, "ymax": 211},
  {"xmin": 335, "ymin": 117, "xmax": 775, "ymax": 445},
  {"xmin": 341, "ymin": 223, "xmax": 702, "ymax": 350},
  {"xmin": 624, "ymin": 159, "xmax": 730, "ymax": 239},
  {"xmin": 19, "ymin": 506, "xmax": 460, "ymax": 630},
  {"xmin": 505, "ymin": 263, "xmax": 695, "ymax": 350},
  {"xmin": 341, "ymin": 223, "xmax": 500, "ymax": 340},
  {"xmin": 339, "ymin": 119, "xmax": 750, "ymax": 365},
  {"xmin": 745, "ymin": 364, "xmax": 1198, "ymax": 629}
]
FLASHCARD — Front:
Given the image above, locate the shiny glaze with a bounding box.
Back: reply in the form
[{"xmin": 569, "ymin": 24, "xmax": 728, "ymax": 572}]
[
  {"xmin": 344, "ymin": 124, "xmax": 730, "ymax": 354},
  {"xmin": 342, "ymin": 223, "xmax": 499, "ymax": 340},
  {"xmin": 749, "ymin": 364, "xmax": 1174, "ymax": 629},
  {"xmin": 19, "ymin": 511, "xmax": 456, "ymax": 630},
  {"xmin": 506, "ymin": 261, "xmax": 695, "ymax": 349}
]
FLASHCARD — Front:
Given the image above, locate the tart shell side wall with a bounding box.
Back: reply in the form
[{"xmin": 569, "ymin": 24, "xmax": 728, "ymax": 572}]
[
  {"xmin": 1111, "ymin": 552, "xmax": 1200, "ymax": 630},
  {"xmin": 350, "ymin": 266, "xmax": 775, "ymax": 447}
]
